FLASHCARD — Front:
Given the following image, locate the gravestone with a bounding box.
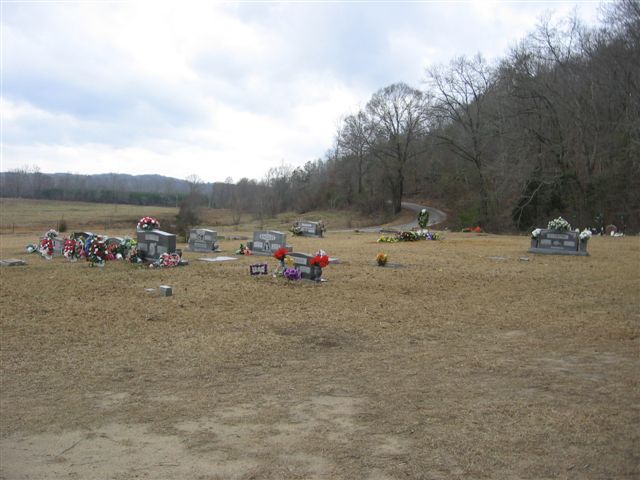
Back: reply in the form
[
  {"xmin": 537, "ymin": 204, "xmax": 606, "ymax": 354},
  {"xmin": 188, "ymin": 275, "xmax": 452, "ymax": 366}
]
[
  {"xmin": 188, "ymin": 228, "xmax": 218, "ymax": 252},
  {"xmin": 247, "ymin": 230, "xmax": 292, "ymax": 256},
  {"xmin": 285, "ymin": 252, "xmax": 324, "ymax": 280},
  {"xmin": 529, "ymin": 229, "xmax": 588, "ymax": 256},
  {"xmin": 137, "ymin": 229, "xmax": 177, "ymax": 261},
  {"xmin": 293, "ymin": 220, "xmax": 324, "ymax": 237}
]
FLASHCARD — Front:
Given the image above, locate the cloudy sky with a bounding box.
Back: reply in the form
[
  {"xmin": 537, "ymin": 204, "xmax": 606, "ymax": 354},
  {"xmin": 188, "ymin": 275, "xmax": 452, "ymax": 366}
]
[{"xmin": 2, "ymin": 1, "xmax": 602, "ymax": 183}]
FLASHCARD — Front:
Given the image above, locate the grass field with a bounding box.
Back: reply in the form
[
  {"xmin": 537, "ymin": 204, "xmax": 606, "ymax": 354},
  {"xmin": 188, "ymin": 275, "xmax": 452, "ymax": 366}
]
[
  {"xmin": 0, "ymin": 198, "xmax": 407, "ymax": 234},
  {"xmin": 0, "ymin": 203, "xmax": 638, "ymax": 479}
]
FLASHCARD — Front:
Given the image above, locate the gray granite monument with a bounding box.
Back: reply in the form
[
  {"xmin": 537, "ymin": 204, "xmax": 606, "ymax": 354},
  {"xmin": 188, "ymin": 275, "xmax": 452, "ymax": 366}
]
[
  {"xmin": 137, "ymin": 229, "xmax": 177, "ymax": 261},
  {"xmin": 529, "ymin": 229, "xmax": 588, "ymax": 256},
  {"xmin": 247, "ymin": 230, "xmax": 292, "ymax": 256},
  {"xmin": 188, "ymin": 228, "xmax": 218, "ymax": 252}
]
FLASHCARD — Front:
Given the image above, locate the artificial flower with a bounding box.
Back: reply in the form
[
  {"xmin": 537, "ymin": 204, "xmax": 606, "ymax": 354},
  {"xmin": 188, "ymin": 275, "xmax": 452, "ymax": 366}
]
[{"xmin": 273, "ymin": 247, "xmax": 288, "ymax": 261}]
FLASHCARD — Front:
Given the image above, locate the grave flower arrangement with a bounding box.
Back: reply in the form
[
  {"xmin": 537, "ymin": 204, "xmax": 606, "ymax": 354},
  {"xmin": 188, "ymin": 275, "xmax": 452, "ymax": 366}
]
[
  {"xmin": 547, "ymin": 216, "xmax": 571, "ymax": 231},
  {"xmin": 273, "ymin": 247, "xmax": 289, "ymax": 276},
  {"xmin": 283, "ymin": 267, "xmax": 301, "ymax": 281},
  {"xmin": 40, "ymin": 237, "xmax": 54, "ymax": 258},
  {"xmin": 377, "ymin": 235, "xmax": 399, "ymax": 243},
  {"xmin": 376, "ymin": 252, "xmax": 388, "ymax": 266},
  {"xmin": 290, "ymin": 223, "xmax": 303, "ymax": 236},
  {"xmin": 87, "ymin": 236, "xmax": 107, "ymax": 266},
  {"xmin": 417, "ymin": 209, "xmax": 430, "ymax": 229},
  {"xmin": 235, "ymin": 243, "xmax": 252, "ymax": 255},
  {"xmin": 63, "ymin": 238, "xmax": 83, "ymax": 261},
  {"xmin": 137, "ymin": 216, "xmax": 160, "ymax": 231},
  {"xmin": 309, "ymin": 250, "xmax": 330, "ymax": 269},
  {"xmin": 39, "ymin": 229, "xmax": 59, "ymax": 258},
  {"xmin": 423, "ymin": 230, "xmax": 441, "ymax": 240},
  {"xmin": 531, "ymin": 228, "xmax": 542, "ymax": 239},
  {"xmin": 579, "ymin": 228, "xmax": 592, "ymax": 242},
  {"xmin": 273, "ymin": 247, "xmax": 288, "ymax": 262},
  {"xmin": 153, "ymin": 252, "xmax": 181, "ymax": 268}
]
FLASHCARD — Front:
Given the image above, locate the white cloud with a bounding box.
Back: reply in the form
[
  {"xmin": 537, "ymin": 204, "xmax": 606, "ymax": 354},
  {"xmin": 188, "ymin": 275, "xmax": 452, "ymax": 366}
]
[{"xmin": 1, "ymin": 1, "xmax": 602, "ymax": 183}]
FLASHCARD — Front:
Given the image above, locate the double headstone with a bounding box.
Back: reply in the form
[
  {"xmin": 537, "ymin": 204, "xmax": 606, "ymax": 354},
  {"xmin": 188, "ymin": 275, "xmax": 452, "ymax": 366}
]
[
  {"xmin": 247, "ymin": 230, "xmax": 292, "ymax": 256},
  {"xmin": 137, "ymin": 229, "xmax": 177, "ymax": 261},
  {"xmin": 529, "ymin": 230, "xmax": 588, "ymax": 256},
  {"xmin": 188, "ymin": 228, "xmax": 218, "ymax": 252},
  {"xmin": 286, "ymin": 252, "xmax": 323, "ymax": 280},
  {"xmin": 293, "ymin": 220, "xmax": 324, "ymax": 237}
]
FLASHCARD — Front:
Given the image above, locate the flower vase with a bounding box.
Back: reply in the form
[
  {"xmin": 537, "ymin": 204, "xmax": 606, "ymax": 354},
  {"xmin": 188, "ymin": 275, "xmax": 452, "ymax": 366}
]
[
  {"xmin": 579, "ymin": 239, "xmax": 588, "ymax": 253},
  {"xmin": 310, "ymin": 265, "xmax": 322, "ymax": 282},
  {"xmin": 530, "ymin": 238, "xmax": 538, "ymax": 249}
]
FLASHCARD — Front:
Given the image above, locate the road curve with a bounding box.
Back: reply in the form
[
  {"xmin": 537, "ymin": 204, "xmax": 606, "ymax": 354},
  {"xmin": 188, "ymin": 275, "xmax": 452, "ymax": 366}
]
[{"xmin": 332, "ymin": 201, "xmax": 447, "ymax": 233}]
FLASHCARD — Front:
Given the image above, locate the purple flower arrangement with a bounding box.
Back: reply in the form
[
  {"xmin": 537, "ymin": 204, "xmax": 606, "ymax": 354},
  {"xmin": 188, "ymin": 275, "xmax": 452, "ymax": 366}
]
[{"xmin": 283, "ymin": 267, "xmax": 301, "ymax": 281}]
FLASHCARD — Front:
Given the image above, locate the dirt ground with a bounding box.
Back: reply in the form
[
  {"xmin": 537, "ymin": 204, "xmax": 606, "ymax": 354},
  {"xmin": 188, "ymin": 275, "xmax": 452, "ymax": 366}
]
[{"xmin": 1, "ymin": 230, "xmax": 638, "ymax": 479}]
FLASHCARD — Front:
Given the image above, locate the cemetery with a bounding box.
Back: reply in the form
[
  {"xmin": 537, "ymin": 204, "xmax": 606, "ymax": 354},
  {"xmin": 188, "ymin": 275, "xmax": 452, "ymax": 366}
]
[{"xmin": 0, "ymin": 207, "xmax": 637, "ymax": 479}]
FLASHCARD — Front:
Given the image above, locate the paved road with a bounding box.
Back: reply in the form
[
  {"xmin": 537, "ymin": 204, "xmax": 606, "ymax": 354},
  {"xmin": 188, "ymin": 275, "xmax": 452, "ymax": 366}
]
[{"xmin": 332, "ymin": 202, "xmax": 447, "ymax": 233}]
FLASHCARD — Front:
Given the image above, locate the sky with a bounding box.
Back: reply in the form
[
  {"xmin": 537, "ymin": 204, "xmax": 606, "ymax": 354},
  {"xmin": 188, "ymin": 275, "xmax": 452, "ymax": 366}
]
[{"xmin": 1, "ymin": 1, "xmax": 603, "ymax": 184}]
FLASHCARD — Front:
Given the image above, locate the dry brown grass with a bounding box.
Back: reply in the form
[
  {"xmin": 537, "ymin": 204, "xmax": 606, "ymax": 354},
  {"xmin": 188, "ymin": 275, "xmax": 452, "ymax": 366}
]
[{"xmin": 1, "ymin": 228, "xmax": 638, "ymax": 479}]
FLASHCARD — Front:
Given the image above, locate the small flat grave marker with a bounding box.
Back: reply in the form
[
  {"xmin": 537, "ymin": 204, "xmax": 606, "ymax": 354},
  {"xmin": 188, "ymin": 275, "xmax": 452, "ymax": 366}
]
[
  {"xmin": 249, "ymin": 263, "xmax": 268, "ymax": 275},
  {"xmin": 198, "ymin": 256, "xmax": 237, "ymax": 262},
  {"xmin": 0, "ymin": 259, "xmax": 27, "ymax": 267}
]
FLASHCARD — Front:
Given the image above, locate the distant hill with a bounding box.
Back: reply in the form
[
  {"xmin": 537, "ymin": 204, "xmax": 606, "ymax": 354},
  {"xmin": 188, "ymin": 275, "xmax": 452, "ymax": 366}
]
[{"xmin": 0, "ymin": 171, "xmax": 220, "ymax": 207}]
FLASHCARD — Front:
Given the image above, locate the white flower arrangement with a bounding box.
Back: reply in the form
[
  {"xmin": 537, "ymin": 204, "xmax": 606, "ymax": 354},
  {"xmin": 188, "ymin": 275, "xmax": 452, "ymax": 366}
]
[
  {"xmin": 579, "ymin": 229, "xmax": 592, "ymax": 241},
  {"xmin": 547, "ymin": 216, "xmax": 572, "ymax": 232},
  {"xmin": 531, "ymin": 228, "xmax": 542, "ymax": 238}
]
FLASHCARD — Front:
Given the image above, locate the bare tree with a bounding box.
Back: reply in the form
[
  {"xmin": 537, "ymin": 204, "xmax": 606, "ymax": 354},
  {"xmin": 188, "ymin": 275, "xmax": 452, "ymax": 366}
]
[
  {"xmin": 426, "ymin": 54, "xmax": 497, "ymax": 220},
  {"xmin": 365, "ymin": 83, "xmax": 431, "ymax": 213}
]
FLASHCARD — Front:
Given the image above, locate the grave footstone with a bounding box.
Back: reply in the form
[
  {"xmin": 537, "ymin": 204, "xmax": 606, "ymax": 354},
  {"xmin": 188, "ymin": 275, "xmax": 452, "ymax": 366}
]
[
  {"xmin": 137, "ymin": 229, "xmax": 177, "ymax": 261},
  {"xmin": 529, "ymin": 229, "xmax": 588, "ymax": 256},
  {"xmin": 188, "ymin": 228, "xmax": 218, "ymax": 252},
  {"xmin": 247, "ymin": 231, "xmax": 292, "ymax": 256}
]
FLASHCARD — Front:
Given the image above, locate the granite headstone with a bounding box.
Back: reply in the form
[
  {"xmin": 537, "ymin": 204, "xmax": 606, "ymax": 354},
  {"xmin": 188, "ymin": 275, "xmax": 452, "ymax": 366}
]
[
  {"xmin": 247, "ymin": 230, "xmax": 292, "ymax": 256},
  {"xmin": 188, "ymin": 228, "xmax": 218, "ymax": 252},
  {"xmin": 529, "ymin": 229, "xmax": 588, "ymax": 256},
  {"xmin": 137, "ymin": 229, "xmax": 177, "ymax": 261}
]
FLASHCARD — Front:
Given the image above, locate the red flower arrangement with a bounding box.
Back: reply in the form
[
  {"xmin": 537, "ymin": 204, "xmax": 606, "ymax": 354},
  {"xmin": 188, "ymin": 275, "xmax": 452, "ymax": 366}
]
[
  {"xmin": 63, "ymin": 238, "xmax": 83, "ymax": 260},
  {"xmin": 40, "ymin": 237, "xmax": 54, "ymax": 257},
  {"xmin": 273, "ymin": 247, "xmax": 288, "ymax": 262},
  {"xmin": 309, "ymin": 253, "xmax": 329, "ymax": 268}
]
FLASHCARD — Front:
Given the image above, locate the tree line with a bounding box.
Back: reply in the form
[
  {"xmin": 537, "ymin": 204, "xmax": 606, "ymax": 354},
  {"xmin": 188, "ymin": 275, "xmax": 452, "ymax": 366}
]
[
  {"xmin": 206, "ymin": 2, "xmax": 639, "ymax": 232},
  {"xmin": 2, "ymin": 2, "xmax": 638, "ymax": 232}
]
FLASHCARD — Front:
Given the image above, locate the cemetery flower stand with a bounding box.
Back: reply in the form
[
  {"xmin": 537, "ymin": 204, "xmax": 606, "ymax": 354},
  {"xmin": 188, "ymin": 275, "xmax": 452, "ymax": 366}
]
[{"xmin": 309, "ymin": 265, "xmax": 322, "ymax": 282}]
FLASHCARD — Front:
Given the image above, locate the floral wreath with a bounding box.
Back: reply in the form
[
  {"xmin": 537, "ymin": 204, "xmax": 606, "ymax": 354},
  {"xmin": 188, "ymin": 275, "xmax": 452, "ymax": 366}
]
[
  {"xmin": 40, "ymin": 237, "xmax": 54, "ymax": 258},
  {"xmin": 154, "ymin": 252, "xmax": 181, "ymax": 268},
  {"xmin": 137, "ymin": 216, "xmax": 160, "ymax": 231},
  {"xmin": 87, "ymin": 236, "xmax": 107, "ymax": 266},
  {"xmin": 63, "ymin": 238, "xmax": 83, "ymax": 260}
]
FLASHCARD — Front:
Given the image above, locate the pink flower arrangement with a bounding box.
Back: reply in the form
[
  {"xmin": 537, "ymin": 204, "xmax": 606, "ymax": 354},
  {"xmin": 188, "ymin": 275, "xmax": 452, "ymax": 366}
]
[{"xmin": 137, "ymin": 216, "xmax": 160, "ymax": 231}]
